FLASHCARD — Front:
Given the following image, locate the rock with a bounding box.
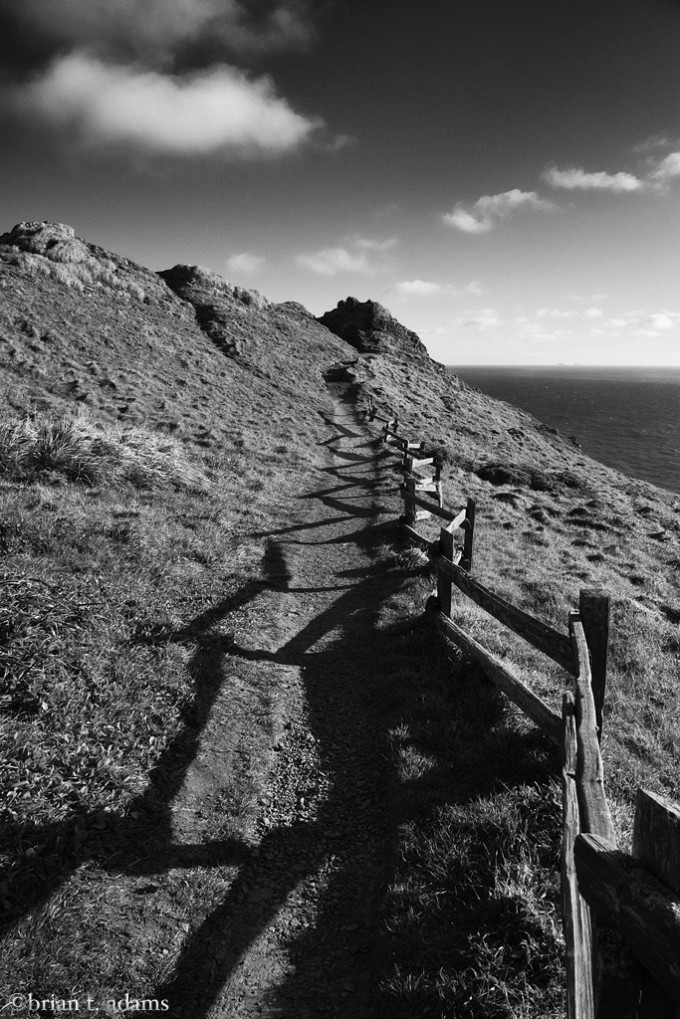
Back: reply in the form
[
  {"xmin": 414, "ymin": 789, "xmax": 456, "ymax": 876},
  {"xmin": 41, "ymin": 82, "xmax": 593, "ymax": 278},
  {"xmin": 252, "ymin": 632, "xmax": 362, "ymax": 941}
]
[
  {"xmin": 0, "ymin": 221, "xmax": 90, "ymax": 264},
  {"xmin": 318, "ymin": 296, "xmax": 429, "ymax": 358},
  {"xmin": 158, "ymin": 264, "xmax": 270, "ymax": 312}
]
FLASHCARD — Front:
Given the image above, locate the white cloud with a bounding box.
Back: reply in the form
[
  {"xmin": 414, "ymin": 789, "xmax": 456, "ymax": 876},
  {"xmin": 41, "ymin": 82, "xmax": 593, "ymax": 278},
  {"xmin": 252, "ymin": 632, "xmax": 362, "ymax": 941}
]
[
  {"xmin": 295, "ymin": 247, "xmax": 371, "ymax": 276},
  {"xmin": 543, "ymin": 166, "xmax": 644, "ymax": 192},
  {"xmin": 644, "ymin": 313, "xmax": 678, "ymax": 331},
  {"xmin": 353, "ymin": 237, "xmax": 399, "ymax": 252},
  {"xmin": 459, "ymin": 308, "xmax": 502, "ymax": 328},
  {"xmin": 634, "ymin": 134, "xmax": 674, "ymax": 155},
  {"xmin": 443, "ymin": 207, "xmax": 492, "ymax": 235},
  {"xmin": 649, "ymin": 152, "xmax": 680, "ymax": 186},
  {"xmin": 296, "ymin": 234, "xmax": 398, "ymax": 276},
  {"xmin": 227, "ymin": 252, "xmax": 265, "ymax": 274},
  {"xmin": 395, "ymin": 279, "xmax": 442, "ymax": 297},
  {"xmin": 442, "ymin": 189, "xmax": 554, "ymax": 234},
  {"xmin": 606, "ymin": 311, "xmax": 680, "ymax": 334},
  {"xmin": 9, "ymin": 53, "xmax": 321, "ymax": 158},
  {"xmin": 394, "ymin": 279, "xmax": 485, "ymax": 299},
  {"xmin": 585, "ymin": 307, "xmax": 603, "ymax": 319}
]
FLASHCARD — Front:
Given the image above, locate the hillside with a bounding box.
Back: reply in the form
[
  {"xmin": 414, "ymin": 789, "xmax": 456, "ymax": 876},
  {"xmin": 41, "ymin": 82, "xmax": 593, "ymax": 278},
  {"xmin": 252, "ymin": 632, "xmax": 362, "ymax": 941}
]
[{"xmin": 1, "ymin": 222, "xmax": 679, "ymax": 1018}]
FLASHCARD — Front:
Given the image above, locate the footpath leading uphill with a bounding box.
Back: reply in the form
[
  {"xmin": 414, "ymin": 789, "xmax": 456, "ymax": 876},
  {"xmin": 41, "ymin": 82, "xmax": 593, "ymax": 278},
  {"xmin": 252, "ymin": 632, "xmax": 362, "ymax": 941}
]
[{"xmin": 160, "ymin": 369, "xmax": 407, "ymax": 1017}]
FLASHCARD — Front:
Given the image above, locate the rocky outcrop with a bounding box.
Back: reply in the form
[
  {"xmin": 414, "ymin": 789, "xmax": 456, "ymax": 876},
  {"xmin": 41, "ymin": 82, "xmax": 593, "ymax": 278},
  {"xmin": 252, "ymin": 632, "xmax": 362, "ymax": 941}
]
[
  {"xmin": 158, "ymin": 264, "xmax": 270, "ymax": 313},
  {"xmin": 318, "ymin": 297, "xmax": 429, "ymax": 359},
  {"xmin": 158, "ymin": 264, "xmax": 272, "ymax": 357},
  {"xmin": 0, "ymin": 221, "xmax": 91, "ymax": 263},
  {"xmin": 0, "ymin": 221, "xmax": 152, "ymax": 301}
]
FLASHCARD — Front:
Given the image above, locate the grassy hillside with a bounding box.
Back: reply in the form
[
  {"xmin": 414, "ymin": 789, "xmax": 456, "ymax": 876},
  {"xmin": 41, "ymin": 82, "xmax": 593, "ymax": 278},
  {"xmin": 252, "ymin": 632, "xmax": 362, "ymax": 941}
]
[
  {"xmin": 1, "ymin": 222, "xmax": 678, "ymax": 1016},
  {"xmin": 344, "ymin": 339, "xmax": 680, "ymax": 817}
]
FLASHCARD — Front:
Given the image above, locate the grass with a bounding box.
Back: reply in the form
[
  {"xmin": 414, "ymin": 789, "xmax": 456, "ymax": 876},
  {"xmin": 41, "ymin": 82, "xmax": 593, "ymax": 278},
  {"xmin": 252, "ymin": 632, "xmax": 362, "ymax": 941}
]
[
  {"xmin": 365, "ymin": 560, "xmax": 565, "ymax": 1017},
  {"xmin": 2, "ymin": 233, "xmax": 680, "ymax": 1014},
  {"xmin": 0, "ymin": 403, "xmax": 317, "ymax": 1002},
  {"xmin": 357, "ymin": 401, "xmax": 680, "ymax": 1015},
  {"xmin": 0, "ymin": 412, "xmax": 207, "ymax": 490}
]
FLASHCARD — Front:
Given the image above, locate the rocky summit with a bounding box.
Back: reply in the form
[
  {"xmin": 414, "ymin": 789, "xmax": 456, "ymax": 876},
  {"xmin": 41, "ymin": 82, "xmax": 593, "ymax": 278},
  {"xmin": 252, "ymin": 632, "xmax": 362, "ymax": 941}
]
[{"xmin": 318, "ymin": 295, "xmax": 430, "ymax": 358}]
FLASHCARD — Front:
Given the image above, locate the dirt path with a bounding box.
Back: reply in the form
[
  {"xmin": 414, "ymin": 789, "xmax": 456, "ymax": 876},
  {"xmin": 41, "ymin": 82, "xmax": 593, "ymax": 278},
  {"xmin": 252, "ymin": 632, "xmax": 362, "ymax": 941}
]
[{"xmin": 157, "ymin": 370, "xmax": 407, "ymax": 1017}]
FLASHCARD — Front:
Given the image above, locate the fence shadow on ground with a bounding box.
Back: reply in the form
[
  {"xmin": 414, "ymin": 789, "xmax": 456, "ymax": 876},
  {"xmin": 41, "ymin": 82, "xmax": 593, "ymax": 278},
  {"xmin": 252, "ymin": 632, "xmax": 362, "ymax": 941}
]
[{"xmin": 1, "ymin": 394, "xmax": 568, "ymax": 1018}]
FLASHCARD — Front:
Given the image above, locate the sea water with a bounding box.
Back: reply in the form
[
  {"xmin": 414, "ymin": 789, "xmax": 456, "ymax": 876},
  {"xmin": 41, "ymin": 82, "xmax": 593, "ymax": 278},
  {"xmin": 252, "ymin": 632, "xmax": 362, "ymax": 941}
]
[{"xmin": 448, "ymin": 366, "xmax": 680, "ymax": 496}]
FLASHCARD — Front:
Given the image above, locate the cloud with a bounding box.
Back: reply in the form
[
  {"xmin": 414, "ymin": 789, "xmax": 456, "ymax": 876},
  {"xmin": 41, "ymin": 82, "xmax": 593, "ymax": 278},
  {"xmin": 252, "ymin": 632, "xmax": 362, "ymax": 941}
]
[
  {"xmin": 585, "ymin": 307, "xmax": 603, "ymax": 319},
  {"xmin": 0, "ymin": 2, "xmax": 338, "ymax": 162},
  {"xmin": 353, "ymin": 237, "xmax": 399, "ymax": 252},
  {"xmin": 459, "ymin": 308, "xmax": 502, "ymax": 328},
  {"xmin": 296, "ymin": 234, "xmax": 398, "ymax": 276},
  {"xmin": 295, "ymin": 247, "xmax": 372, "ymax": 276},
  {"xmin": 642, "ymin": 313, "xmax": 679, "ymax": 331},
  {"xmin": 649, "ymin": 152, "xmax": 680, "ymax": 186},
  {"xmin": 395, "ymin": 280, "xmax": 442, "ymax": 297},
  {"xmin": 394, "ymin": 279, "xmax": 484, "ymax": 298},
  {"xmin": 227, "ymin": 252, "xmax": 265, "ymax": 273},
  {"xmin": 442, "ymin": 189, "xmax": 554, "ymax": 234},
  {"xmin": 543, "ymin": 166, "xmax": 644, "ymax": 192},
  {"xmin": 8, "ymin": 53, "xmax": 321, "ymax": 157},
  {"xmin": 0, "ymin": 0, "xmax": 318, "ymax": 70},
  {"xmin": 605, "ymin": 311, "xmax": 680, "ymax": 334}
]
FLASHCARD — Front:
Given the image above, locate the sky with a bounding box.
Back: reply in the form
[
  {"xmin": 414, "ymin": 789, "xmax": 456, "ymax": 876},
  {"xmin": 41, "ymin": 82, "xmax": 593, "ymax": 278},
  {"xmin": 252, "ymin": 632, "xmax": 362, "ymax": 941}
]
[{"xmin": 0, "ymin": 0, "xmax": 679, "ymax": 365}]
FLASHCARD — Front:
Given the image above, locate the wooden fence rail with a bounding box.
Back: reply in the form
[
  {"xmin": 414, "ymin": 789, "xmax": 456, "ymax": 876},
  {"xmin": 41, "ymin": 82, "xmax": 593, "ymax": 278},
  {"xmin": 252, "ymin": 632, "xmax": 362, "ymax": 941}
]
[{"xmin": 367, "ymin": 404, "xmax": 680, "ymax": 1018}]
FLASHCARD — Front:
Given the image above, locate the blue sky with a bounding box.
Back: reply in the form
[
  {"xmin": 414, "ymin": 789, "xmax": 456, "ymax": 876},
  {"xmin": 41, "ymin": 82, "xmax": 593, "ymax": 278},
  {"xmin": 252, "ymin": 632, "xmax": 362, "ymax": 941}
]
[{"xmin": 1, "ymin": 0, "xmax": 679, "ymax": 364}]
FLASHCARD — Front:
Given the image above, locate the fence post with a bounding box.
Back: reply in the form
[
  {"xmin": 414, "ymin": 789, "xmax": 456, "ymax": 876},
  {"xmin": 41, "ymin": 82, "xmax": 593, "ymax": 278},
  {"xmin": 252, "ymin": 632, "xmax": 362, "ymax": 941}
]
[
  {"xmin": 461, "ymin": 497, "xmax": 476, "ymax": 572},
  {"xmin": 629, "ymin": 789, "xmax": 680, "ymax": 1018},
  {"xmin": 579, "ymin": 588, "xmax": 610, "ymax": 740},
  {"xmin": 562, "ymin": 691, "xmax": 595, "ymax": 1019},
  {"xmin": 438, "ymin": 526, "xmax": 454, "ymax": 616},
  {"xmin": 433, "ymin": 457, "xmax": 444, "ymax": 507},
  {"xmin": 404, "ymin": 460, "xmax": 417, "ymax": 528}
]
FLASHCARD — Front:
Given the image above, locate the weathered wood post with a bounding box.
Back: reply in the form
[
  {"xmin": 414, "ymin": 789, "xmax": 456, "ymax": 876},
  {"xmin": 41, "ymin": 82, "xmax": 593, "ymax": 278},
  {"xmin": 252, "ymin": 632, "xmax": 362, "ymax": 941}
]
[
  {"xmin": 562, "ymin": 691, "xmax": 595, "ymax": 1019},
  {"xmin": 404, "ymin": 454, "xmax": 417, "ymax": 529},
  {"xmin": 461, "ymin": 497, "xmax": 476, "ymax": 572},
  {"xmin": 433, "ymin": 456, "xmax": 443, "ymax": 507},
  {"xmin": 568, "ymin": 611, "xmax": 641, "ymax": 1019},
  {"xmin": 632, "ymin": 789, "xmax": 680, "ymax": 1017},
  {"xmin": 437, "ymin": 525, "xmax": 454, "ymax": 617},
  {"xmin": 579, "ymin": 588, "xmax": 610, "ymax": 740}
]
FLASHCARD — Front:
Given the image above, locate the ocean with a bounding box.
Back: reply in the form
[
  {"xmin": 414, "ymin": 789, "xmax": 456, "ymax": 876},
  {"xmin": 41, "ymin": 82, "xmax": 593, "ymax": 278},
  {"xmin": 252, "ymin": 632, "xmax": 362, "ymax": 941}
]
[{"xmin": 448, "ymin": 366, "xmax": 680, "ymax": 496}]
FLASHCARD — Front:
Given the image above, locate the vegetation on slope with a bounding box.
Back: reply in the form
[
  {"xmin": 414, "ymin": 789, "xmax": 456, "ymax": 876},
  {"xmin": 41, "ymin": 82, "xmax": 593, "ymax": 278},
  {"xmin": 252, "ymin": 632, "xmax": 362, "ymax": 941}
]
[{"xmin": 0, "ymin": 225, "xmax": 678, "ymax": 1016}]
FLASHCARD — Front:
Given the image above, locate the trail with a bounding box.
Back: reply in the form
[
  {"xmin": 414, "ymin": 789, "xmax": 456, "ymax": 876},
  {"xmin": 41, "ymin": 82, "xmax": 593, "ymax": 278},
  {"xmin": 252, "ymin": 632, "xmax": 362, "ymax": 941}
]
[{"xmin": 159, "ymin": 366, "xmax": 407, "ymax": 1017}]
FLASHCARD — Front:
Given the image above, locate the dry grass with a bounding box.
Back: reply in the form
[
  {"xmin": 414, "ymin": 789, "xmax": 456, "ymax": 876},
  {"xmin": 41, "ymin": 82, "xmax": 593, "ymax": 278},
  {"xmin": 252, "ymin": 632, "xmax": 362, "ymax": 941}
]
[{"xmin": 0, "ymin": 412, "xmax": 207, "ymax": 491}]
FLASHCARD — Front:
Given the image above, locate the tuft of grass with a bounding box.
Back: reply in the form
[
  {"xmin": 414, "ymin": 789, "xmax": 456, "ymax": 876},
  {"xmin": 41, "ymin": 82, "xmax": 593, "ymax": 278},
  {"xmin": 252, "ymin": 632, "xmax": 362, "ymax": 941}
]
[{"xmin": 0, "ymin": 412, "xmax": 206, "ymax": 491}]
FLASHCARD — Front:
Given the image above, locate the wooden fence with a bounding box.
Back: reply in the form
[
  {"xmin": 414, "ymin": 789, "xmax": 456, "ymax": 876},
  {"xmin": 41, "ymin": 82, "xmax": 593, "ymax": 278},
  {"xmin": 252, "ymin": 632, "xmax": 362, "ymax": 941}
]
[{"xmin": 368, "ymin": 401, "xmax": 680, "ymax": 1019}]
